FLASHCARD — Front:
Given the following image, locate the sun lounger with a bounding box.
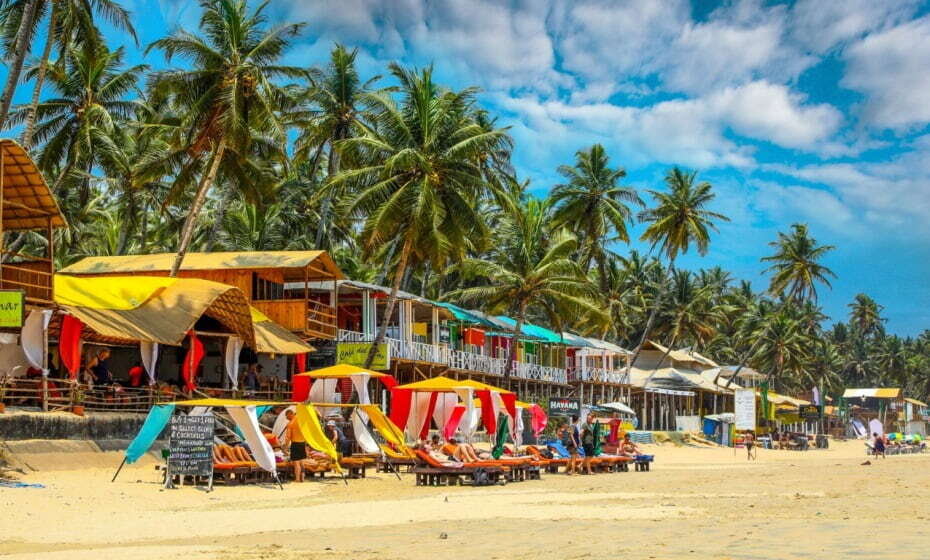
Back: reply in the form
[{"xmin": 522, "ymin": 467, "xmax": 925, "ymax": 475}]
[
  {"xmin": 412, "ymin": 450, "xmax": 506, "ymax": 486},
  {"xmin": 339, "ymin": 456, "xmax": 375, "ymax": 478},
  {"xmin": 377, "ymin": 445, "xmax": 417, "ymax": 473}
]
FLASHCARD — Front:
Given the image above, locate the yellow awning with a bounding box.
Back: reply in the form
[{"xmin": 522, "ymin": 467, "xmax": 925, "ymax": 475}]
[
  {"xmin": 842, "ymin": 388, "xmax": 902, "ymax": 399},
  {"xmin": 395, "ymin": 375, "xmax": 513, "ymax": 393},
  {"xmin": 295, "ymin": 364, "xmax": 387, "ymax": 378},
  {"xmin": 905, "ymin": 397, "xmax": 928, "ymax": 407},
  {"xmin": 55, "ymin": 275, "xmax": 255, "ymax": 347},
  {"xmin": 252, "ymin": 317, "xmax": 314, "ymax": 355},
  {"xmin": 167, "ymin": 398, "xmax": 287, "ymax": 407}
]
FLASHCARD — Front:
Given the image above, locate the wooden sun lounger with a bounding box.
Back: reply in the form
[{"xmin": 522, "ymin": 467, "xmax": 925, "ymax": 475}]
[{"xmin": 413, "ymin": 450, "xmax": 506, "ymax": 486}]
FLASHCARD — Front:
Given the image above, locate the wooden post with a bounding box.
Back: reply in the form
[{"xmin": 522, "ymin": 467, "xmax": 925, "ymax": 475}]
[{"xmin": 303, "ymin": 266, "xmax": 309, "ymax": 334}]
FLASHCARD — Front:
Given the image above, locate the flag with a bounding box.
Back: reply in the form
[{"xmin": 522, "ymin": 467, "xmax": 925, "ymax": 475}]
[{"xmin": 492, "ymin": 414, "xmax": 509, "ymax": 459}]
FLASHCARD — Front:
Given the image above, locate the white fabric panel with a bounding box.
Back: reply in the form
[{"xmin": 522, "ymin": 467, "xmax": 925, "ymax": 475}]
[
  {"xmin": 22, "ymin": 309, "xmax": 52, "ymax": 372},
  {"xmin": 272, "ymin": 405, "xmax": 297, "ymax": 439},
  {"xmin": 431, "ymin": 393, "xmax": 459, "ymax": 437},
  {"xmin": 224, "ymin": 336, "xmax": 243, "ymax": 389},
  {"xmin": 514, "ymin": 407, "xmax": 524, "ymax": 447},
  {"xmin": 309, "ymin": 377, "xmax": 339, "ymax": 417},
  {"xmin": 140, "ymin": 341, "xmax": 159, "ymax": 384},
  {"xmin": 406, "ymin": 392, "xmax": 434, "ymax": 439},
  {"xmin": 869, "ymin": 418, "xmax": 884, "ymax": 437},
  {"xmin": 453, "ymin": 388, "xmax": 476, "ymax": 441},
  {"xmin": 350, "ymin": 373, "xmax": 370, "ymax": 422},
  {"xmin": 352, "ymin": 409, "xmax": 380, "ymax": 453},
  {"xmin": 226, "ymin": 406, "xmax": 276, "ymax": 473}
]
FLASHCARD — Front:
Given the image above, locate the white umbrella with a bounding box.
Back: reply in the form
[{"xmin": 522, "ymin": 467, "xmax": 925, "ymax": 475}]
[{"xmin": 599, "ymin": 402, "xmax": 636, "ymax": 415}]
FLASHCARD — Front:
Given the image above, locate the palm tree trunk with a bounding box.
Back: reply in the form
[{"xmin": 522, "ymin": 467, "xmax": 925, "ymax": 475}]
[
  {"xmin": 363, "ymin": 237, "xmax": 411, "ymax": 368},
  {"xmin": 170, "ymin": 139, "xmax": 226, "ymax": 277},
  {"xmin": 503, "ymin": 304, "xmax": 526, "ymax": 379},
  {"xmin": 314, "ymin": 142, "xmax": 339, "ymax": 249},
  {"xmin": 627, "ymin": 259, "xmax": 676, "ymax": 373},
  {"xmin": 21, "ymin": 0, "xmax": 57, "ymax": 149},
  {"xmin": 0, "ymin": 0, "xmax": 40, "ymax": 130}
]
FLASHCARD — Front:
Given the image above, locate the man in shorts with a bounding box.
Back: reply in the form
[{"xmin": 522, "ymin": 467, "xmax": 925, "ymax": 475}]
[{"xmin": 580, "ymin": 413, "xmax": 597, "ymax": 474}]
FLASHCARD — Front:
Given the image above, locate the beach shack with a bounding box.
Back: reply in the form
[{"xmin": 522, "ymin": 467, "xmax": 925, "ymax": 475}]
[{"xmin": 841, "ymin": 388, "xmax": 904, "ymax": 435}]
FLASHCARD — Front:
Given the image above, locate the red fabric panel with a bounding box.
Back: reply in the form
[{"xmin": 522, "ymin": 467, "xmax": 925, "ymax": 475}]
[
  {"xmin": 607, "ymin": 418, "xmax": 621, "ymax": 444},
  {"xmin": 181, "ymin": 331, "xmax": 204, "ymax": 392},
  {"xmin": 477, "ymin": 390, "xmax": 496, "ymax": 435},
  {"xmin": 530, "ymin": 404, "xmax": 549, "ymax": 437},
  {"xmin": 292, "ymin": 375, "xmax": 311, "ymax": 402},
  {"xmin": 59, "ymin": 314, "xmax": 83, "ymax": 379},
  {"xmin": 379, "ymin": 375, "xmax": 398, "ymax": 390},
  {"xmin": 295, "ymin": 353, "xmax": 306, "ymax": 373},
  {"xmin": 443, "ymin": 405, "xmax": 466, "ymax": 440},
  {"xmin": 501, "ymin": 392, "xmax": 517, "ymax": 420},
  {"xmin": 338, "ymin": 377, "xmax": 353, "ymax": 403},
  {"xmin": 389, "ymin": 388, "xmax": 412, "ymax": 429},
  {"xmin": 419, "ymin": 392, "xmax": 439, "ymax": 440},
  {"xmin": 463, "ymin": 328, "xmax": 486, "ymax": 347}
]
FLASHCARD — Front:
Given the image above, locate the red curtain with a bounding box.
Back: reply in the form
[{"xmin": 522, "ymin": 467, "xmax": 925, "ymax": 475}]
[
  {"xmin": 477, "ymin": 390, "xmax": 497, "ymax": 435},
  {"xmin": 295, "ymin": 353, "xmax": 307, "ymax": 373},
  {"xmin": 501, "ymin": 392, "xmax": 517, "ymax": 420},
  {"xmin": 419, "ymin": 392, "xmax": 439, "ymax": 440},
  {"xmin": 389, "ymin": 388, "xmax": 412, "ymax": 430},
  {"xmin": 338, "ymin": 377, "xmax": 353, "ymax": 403},
  {"xmin": 379, "ymin": 375, "xmax": 398, "ymax": 391},
  {"xmin": 292, "ymin": 375, "xmax": 311, "ymax": 402},
  {"xmin": 181, "ymin": 331, "xmax": 204, "ymax": 392},
  {"xmin": 59, "ymin": 315, "xmax": 83, "ymax": 379},
  {"xmin": 443, "ymin": 405, "xmax": 466, "ymax": 440}
]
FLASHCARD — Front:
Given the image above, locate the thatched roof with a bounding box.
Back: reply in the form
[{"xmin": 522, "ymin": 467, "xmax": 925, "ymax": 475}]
[{"xmin": 0, "ymin": 139, "xmax": 67, "ymax": 231}]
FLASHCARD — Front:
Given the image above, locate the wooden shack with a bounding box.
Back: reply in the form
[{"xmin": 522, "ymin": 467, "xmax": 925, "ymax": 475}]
[{"xmin": 59, "ymin": 251, "xmax": 344, "ymax": 340}]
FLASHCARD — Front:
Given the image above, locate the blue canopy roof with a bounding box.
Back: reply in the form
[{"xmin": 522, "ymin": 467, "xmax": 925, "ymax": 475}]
[{"xmin": 494, "ymin": 316, "xmax": 563, "ymax": 343}]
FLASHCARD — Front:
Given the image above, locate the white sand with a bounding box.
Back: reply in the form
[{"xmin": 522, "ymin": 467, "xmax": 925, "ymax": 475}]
[{"xmin": 1, "ymin": 440, "xmax": 928, "ymax": 559}]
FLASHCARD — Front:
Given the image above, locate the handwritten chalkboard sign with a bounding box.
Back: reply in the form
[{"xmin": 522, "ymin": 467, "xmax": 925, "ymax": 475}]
[{"xmin": 168, "ymin": 414, "xmax": 215, "ymax": 476}]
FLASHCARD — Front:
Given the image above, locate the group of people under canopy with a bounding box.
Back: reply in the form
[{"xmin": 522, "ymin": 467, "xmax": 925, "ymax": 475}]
[{"xmin": 122, "ymin": 365, "xmax": 649, "ymax": 483}]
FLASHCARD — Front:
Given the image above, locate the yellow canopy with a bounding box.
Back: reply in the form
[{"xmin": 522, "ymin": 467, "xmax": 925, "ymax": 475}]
[
  {"xmin": 904, "ymin": 397, "xmax": 928, "ymax": 407},
  {"xmin": 395, "ymin": 375, "xmax": 513, "ymax": 393},
  {"xmin": 167, "ymin": 398, "xmax": 287, "ymax": 407},
  {"xmin": 474, "ymin": 399, "xmax": 533, "ymax": 408},
  {"xmin": 55, "ymin": 274, "xmax": 255, "ymax": 347},
  {"xmin": 296, "ymin": 404, "xmax": 341, "ymax": 472},
  {"xmin": 295, "ymin": 364, "xmax": 387, "ymax": 378},
  {"xmin": 252, "ymin": 313, "xmax": 315, "ymax": 355}
]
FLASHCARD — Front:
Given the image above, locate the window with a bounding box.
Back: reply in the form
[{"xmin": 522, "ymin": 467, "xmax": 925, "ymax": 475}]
[{"xmin": 252, "ymin": 274, "xmax": 284, "ymax": 300}]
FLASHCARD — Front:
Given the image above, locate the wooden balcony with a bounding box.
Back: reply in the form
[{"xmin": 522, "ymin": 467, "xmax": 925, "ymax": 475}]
[
  {"xmin": 0, "ymin": 255, "xmax": 53, "ymax": 305},
  {"xmin": 252, "ymin": 299, "xmax": 337, "ymax": 339}
]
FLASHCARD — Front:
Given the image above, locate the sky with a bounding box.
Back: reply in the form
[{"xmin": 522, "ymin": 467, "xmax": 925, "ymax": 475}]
[{"xmin": 10, "ymin": 0, "xmax": 930, "ymax": 335}]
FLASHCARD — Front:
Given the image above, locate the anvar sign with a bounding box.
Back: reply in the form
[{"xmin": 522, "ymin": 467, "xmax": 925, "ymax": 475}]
[
  {"xmin": 0, "ymin": 290, "xmax": 24, "ymax": 328},
  {"xmin": 734, "ymin": 388, "xmax": 756, "ymax": 430},
  {"xmin": 337, "ymin": 342, "xmax": 390, "ymax": 370}
]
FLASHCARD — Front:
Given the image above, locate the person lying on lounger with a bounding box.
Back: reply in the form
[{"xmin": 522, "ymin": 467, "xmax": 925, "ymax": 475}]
[
  {"xmin": 619, "ymin": 434, "xmax": 641, "ymax": 457},
  {"xmin": 447, "ymin": 438, "xmax": 491, "ymax": 461}
]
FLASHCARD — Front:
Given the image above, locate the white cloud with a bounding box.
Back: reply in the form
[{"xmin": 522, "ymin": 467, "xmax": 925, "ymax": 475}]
[
  {"xmin": 789, "ymin": 0, "xmax": 921, "ymax": 53},
  {"xmin": 753, "ymin": 180, "xmax": 861, "ymax": 236},
  {"xmin": 842, "ymin": 15, "xmax": 930, "ymax": 129}
]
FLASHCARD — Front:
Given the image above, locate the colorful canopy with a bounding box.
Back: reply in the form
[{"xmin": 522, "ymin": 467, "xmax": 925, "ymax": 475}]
[
  {"xmin": 250, "ymin": 307, "xmax": 314, "ymax": 355},
  {"xmin": 494, "ymin": 316, "xmax": 562, "ymax": 343},
  {"xmin": 842, "ymin": 388, "xmax": 902, "ymax": 399},
  {"xmin": 295, "ymin": 364, "xmax": 388, "ymax": 378},
  {"xmin": 395, "ymin": 375, "xmax": 513, "ymax": 394},
  {"xmin": 166, "ymin": 398, "xmax": 288, "ymax": 407},
  {"xmin": 55, "ymin": 274, "xmax": 255, "ymax": 347},
  {"xmin": 559, "ymin": 332, "xmax": 595, "ymax": 348}
]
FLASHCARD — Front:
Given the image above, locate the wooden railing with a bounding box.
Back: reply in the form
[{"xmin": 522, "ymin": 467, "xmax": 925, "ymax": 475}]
[
  {"xmin": 306, "ymin": 299, "xmax": 337, "ymax": 339},
  {"xmin": 0, "ymin": 254, "xmax": 53, "ymax": 304}
]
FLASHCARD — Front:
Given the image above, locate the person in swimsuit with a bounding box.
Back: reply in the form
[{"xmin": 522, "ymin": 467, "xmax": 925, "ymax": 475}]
[
  {"xmin": 744, "ymin": 430, "xmax": 756, "ymax": 460},
  {"xmin": 282, "ymin": 410, "xmax": 307, "ymax": 482},
  {"xmin": 872, "ymin": 432, "xmax": 886, "ymax": 458},
  {"xmin": 619, "ymin": 434, "xmax": 641, "ymax": 457}
]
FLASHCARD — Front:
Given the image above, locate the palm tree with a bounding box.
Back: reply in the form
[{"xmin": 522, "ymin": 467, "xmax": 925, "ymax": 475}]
[
  {"xmin": 550, "ymin": 144, "xmax": 641, "ymax": 289},
  {"xmin": 446, "ymin": 196, "xmax": 603, "ymax": 378},
  {"xmin": 761, "ymin": 223, "xmax": 836, "ymax": 302},
  {"xmin": 293, "ymin": 43, "xmax": 383, "ymax": 249},
  {"xmin": 328, "ymin": 64, "xmax": 510, "ymax": 368},
  {"xmin": 146, "ymin": 0, "xmax": 305, "ymax": 276},
  {"xmin": 0, "ymin": 0, "xmax": 41, "ymax": 129},
  {"xmin": 848, "ymin": 293, "xmax": 885, "ymax": 337},
  {"xmin": 628, "ymin": 167, "xmax": 728, "ymax": 370},
  {"xmin": 10, "ymin": 43, "xmax": 145, "ymax": 201},
  {"xmin": 20, "ymin": 0, "xmax": 137, "ymax": 148},
  {"xmin": 750, "ymin": 312, "xmax": 808, "ymax": 392}
]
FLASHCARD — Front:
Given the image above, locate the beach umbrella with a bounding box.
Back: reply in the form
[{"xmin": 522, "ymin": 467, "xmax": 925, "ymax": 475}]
[{"xmin": 492, "ymin": 414, "xmax": 510, "ymax": 459}]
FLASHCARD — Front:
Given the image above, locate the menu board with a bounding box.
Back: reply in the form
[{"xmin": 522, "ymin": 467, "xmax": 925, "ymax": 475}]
[
  {"xmin": 734, "ymin": 389, "xmax": 756, "ymax": 430},
  {"xmin": 168, "ymin": 414, "xmax": 215, "ymax": 476}
]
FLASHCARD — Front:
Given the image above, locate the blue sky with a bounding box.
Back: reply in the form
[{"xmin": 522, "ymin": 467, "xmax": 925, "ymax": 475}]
[{"xmin": 11, "ymin": 0, "xmax": 930, "ymax": 335}]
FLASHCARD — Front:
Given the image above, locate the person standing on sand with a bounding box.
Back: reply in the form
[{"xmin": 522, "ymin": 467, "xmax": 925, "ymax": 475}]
[
  {"xmin": 567, "ymin": 415, "xmax": 581, "ymax": 475},
  {"xmin": 282, "ymin": 410, "xmax": 306, "ymax": 482},
  {"xmin": 872, "ymin": 432, "xmax": 885, "ymax": 458},
  {"xmin": 580, "ymin": 413, "xmax": 596, "ymax": 474},
  {"xmin": 744, "ymin": 430, "xmax": 756, "ymax": 460}
]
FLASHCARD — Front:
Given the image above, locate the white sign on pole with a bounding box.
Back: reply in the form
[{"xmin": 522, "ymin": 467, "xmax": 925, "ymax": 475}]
[{"xmin": 734, "ymin": 389, "xmax": 756, "ymax": 430}]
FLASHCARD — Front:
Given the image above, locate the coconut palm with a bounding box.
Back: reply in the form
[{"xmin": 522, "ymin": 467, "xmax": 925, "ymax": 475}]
[
  {"xmin": 328, "ymin": 63, "xmax": 510, "ymax": 368},
  {"xmin": 848, "ymin": 293, "xmax": 885, "ymax": 337},
  {"xmin": 0, "ymin": 0, "xmax": 41, "ymax": 129},
  {"xmin": 761, "ymin": 223, "xmax": 836, "ymax": 303},
  {"xmin": 629, "ymin": 167, "xmax": 728, "ymax": 370},
  {"xmin": 18, "ymin": 0, "xmax": 137, "ymax": 148},
  {"xmin": 446, "ymin": 196, "xmax": 603, "ymax": 378},
  {"xmin": 293, "ymin": 43, "xmax": 384, "ymax": 249},
  {"xmin": 550, "ymin": 144, "xmax": 642, "ymax": 289},
  {"xmin": 146, "ymin": 0, "xmax": 305, "ymax": 276}
]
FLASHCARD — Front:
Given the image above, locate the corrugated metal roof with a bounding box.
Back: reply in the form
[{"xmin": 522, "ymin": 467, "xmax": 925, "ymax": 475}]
[{"xmin": 494, "ymin": 316, "xmax": 562, "ymax": 343}]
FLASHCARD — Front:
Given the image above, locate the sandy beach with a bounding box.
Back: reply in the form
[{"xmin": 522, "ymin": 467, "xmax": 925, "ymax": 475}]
[{"xmin": 2, "ymin": 440, "xmax": 927, "ymax": 560}]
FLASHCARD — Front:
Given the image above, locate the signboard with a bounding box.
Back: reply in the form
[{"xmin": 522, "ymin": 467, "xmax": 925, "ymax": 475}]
[
  {"xmin": 438, "ymin": 325, "xmax": 451, "ymax": 345},
  {"xmin": 734, "ymin": 388, "xmax": 756, "ymax": 430},
  {"xmin": 799, "ymin": 404, "xmax": 820, "ymax": 420},
  {"xmin": 548, "ymin": 397, "xmax": 581, "ymax": 416},
  {"xmin": 337, "ymin": 342, "xmax": 390, "ymax": 370},
  {"xmin": 168, "ymin": 414, "xmax": 215, "ymax": 477},
  {"xmin": 0, "ymin": 290, "xmax": 24, "ymax": 328}
]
